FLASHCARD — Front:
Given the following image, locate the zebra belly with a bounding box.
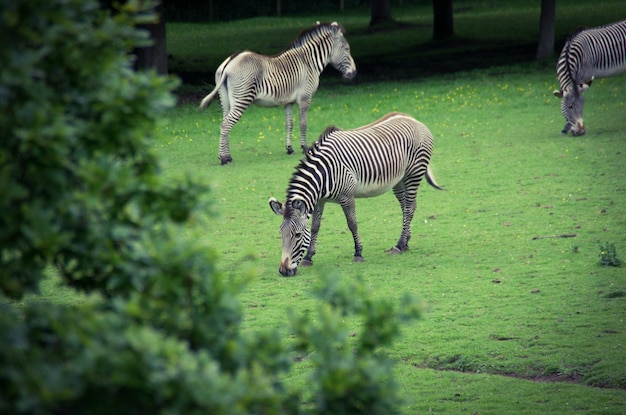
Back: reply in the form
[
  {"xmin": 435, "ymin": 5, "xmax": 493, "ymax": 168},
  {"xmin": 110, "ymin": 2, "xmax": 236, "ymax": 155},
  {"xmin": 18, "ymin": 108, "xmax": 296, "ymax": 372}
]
[
  {"xmin": 354, "ymin": 176, "xmax": 403, "ymax": 198},
  {"xmin": 254, "ymin": 96, "xmax": 292, "ymax": 107},
  {"xmin": 593, "ymin": 66, "xmax": 626, "ymax": 78},
  {"xmin": 254, "ymin": 89, "xmax": 298, "ymax": 107}
]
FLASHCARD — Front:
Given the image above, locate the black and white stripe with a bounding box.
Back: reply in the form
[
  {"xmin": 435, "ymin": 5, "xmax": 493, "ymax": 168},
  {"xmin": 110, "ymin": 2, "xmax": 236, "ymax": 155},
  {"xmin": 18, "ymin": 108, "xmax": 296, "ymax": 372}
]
[
  {"xmin": 269, "ymin": 112, "xmax": 443, "ymax": 276},
  {"xmin": 554, "ymin": 20, "xmax": 626, "ymax": 135},
  {"xmin": 199, "ymin": 22, "xmax": 356, "ymax": 164}
]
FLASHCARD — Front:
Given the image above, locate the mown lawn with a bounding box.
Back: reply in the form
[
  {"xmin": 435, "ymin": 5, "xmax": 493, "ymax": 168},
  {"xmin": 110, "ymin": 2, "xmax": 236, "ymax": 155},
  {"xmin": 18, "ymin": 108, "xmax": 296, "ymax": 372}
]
[{"xmin": 153, "ymin": 58, "xmax": 626, "ymax": 412}]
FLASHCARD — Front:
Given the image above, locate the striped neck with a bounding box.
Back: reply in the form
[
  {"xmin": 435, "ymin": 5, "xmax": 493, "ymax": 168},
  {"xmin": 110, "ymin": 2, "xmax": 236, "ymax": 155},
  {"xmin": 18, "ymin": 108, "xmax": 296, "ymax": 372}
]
[
  {"xmin": 285, "ymin": 161, "xmax": 325, "ymax": 215},
  {"xmin": 285, "ymin": 136, "xmax": 338, "ymax": 213}
]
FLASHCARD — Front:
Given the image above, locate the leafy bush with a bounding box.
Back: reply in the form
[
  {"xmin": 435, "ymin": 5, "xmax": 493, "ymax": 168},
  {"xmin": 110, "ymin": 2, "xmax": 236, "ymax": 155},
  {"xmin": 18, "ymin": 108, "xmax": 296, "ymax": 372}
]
[
  {"xmin": 599, "ymin": 241, "xmax": 621, "ymax": 267},
  {"xmin": 0, "ymin": 0, "xmax": 420, "ymax": 413}
]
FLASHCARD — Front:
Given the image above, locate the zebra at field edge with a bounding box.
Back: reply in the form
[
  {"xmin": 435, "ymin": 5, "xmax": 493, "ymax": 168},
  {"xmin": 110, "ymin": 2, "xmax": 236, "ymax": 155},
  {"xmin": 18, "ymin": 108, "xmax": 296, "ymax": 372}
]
[
  {"xmin": 553, "ymin": 20, "xmax": 626, "ymax": 136},
  {"xmin": 269, "ymin": 112, "xmax": 443, "ymax": 277},
  {"xmin": 199, "ymin": 22, "xmax": 357, "ymax": 165}
]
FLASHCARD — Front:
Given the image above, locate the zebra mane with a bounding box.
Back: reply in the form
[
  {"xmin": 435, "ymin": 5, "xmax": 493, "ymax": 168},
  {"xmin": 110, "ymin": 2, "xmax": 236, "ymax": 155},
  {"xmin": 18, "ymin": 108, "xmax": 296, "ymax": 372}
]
[
  {"xmin": 285, "ymin": 125, "xmax": 340, "ymax": 212},
  {"xmin": 561, "ymin": 26, "xmax": 588, "ymax": 95},
  {"xmin": 305, "ymin": 125, "xmax": 339, "ymax": 156},
  {"xmin": 286, "ymin": 22, "xmax": 344, "ymax": 50}
]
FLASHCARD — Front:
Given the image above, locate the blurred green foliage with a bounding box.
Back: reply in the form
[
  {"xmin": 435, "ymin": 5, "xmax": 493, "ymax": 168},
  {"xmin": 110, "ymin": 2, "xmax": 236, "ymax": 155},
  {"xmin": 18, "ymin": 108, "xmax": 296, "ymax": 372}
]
[{"xmin": 0, "ymin": 0, "xmax": 420, "ymax": 413}]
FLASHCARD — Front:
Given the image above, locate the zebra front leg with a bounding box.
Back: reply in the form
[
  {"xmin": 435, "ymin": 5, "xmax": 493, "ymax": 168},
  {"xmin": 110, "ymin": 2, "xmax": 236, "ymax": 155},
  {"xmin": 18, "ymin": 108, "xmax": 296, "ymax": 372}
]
[
  {"xmin": 302, "ymin": 202, "xmax": 325, "ymax": 266},
  {"xmin": 284, "ymin": 104, "xmax": 294, "ymax": 154},
  {"xmin": 340, "ymin": 199, "xmax": 364, "ymax": 262}
]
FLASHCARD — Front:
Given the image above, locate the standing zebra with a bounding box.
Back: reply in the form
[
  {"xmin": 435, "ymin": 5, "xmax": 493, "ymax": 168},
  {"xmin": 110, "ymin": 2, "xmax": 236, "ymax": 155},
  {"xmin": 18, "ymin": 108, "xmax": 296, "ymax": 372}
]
[
  {"xmin": 553, "ymin": 20, "xmax": 626, "ymax": 136},
  {"xmin": 199, "ymin": 22, "xmax": 357, "ymax": 164},
  {"xmin": 269, "ymin": 112, "xmax": 443, "ymax": 277}
]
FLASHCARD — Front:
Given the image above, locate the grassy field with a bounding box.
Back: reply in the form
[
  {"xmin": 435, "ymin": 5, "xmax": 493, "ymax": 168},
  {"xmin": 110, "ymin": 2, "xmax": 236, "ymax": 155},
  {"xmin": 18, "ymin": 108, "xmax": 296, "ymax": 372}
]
[
  {"xmin": 152, "ymin": 64, "xmax": 626, "ymax": 414},
  {"xmin": 33, "ymin": 1, "xmax": 626, "ymax": 413}
]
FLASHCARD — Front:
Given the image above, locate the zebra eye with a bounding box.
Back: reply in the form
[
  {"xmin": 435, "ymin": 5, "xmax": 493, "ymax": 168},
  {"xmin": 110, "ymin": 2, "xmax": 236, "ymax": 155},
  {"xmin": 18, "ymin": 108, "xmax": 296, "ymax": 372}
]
[{"xmin": 294, "ymin": 232, "xmax": 302, "ymax": 238}]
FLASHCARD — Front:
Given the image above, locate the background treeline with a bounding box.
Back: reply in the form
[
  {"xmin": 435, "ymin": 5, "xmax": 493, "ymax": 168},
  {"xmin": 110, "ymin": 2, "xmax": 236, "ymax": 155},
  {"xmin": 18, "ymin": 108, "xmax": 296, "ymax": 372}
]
[{"xmin": 165, "ymin": 0, "xmax": 428, "ymax": 22}]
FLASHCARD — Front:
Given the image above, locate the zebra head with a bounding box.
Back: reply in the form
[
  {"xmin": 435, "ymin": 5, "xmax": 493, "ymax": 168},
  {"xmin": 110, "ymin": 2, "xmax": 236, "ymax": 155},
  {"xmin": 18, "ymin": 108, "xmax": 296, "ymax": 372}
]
[
  {"xmin": 326, "ymin": 22, "xmax": 357, "ymax": 80},
  {"xmin": 553, "ymin": 79, "xmax": 592, "ymax": 136},
  {"xmin": 269, "ymin": 197, "xmax": 311, "ymax": 276}
]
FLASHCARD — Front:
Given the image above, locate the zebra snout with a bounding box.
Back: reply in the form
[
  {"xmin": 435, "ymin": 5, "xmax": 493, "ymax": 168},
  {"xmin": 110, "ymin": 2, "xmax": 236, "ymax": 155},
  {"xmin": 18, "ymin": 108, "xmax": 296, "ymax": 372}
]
[
  {"xmin": 572, "ymin": 122, "xmax": 586, "ymax": 136},
  {"xmin": 279, "ymin": 266, "xmax": 297, "ymax": 277},
  {"xmin": 279, "ymin": 258, "xmax": 298, "ymax": 277},
  {"xmin": 343, "ymin": 70, "xmax": 357, "ymax": 81}
]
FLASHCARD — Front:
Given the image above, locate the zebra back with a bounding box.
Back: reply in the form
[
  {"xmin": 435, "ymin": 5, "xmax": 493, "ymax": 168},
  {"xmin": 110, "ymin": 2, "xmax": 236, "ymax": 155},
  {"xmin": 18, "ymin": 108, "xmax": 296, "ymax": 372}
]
[
  {"xmin": 557, "ymin": 20, "xmax": 626, "ymax": 90},
  {"xmin": 285, "ymin": 22, "xmax": 347, "ymax": 51},
  {"xmin": 285, "ymin": 113, "xmax": 435, "ymax": 213}
]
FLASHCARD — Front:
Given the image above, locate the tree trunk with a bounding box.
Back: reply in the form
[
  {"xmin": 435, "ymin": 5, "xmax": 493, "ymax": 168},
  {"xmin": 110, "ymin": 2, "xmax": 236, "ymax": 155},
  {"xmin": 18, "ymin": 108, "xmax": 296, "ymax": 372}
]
[
  {"xmin": 536, "ymin": 0, "xmax": 556, "ymax": 60},
  {"xmin": 134, "ymin": 3, "xmax": 168, "ymax": 75},
  {"xmin": 433, "ymin": 0, "xmax": 454, "ymax": 40},
  {"xmin": 370, "ymin": 0, "xmax": 392, "ymax": 27}
]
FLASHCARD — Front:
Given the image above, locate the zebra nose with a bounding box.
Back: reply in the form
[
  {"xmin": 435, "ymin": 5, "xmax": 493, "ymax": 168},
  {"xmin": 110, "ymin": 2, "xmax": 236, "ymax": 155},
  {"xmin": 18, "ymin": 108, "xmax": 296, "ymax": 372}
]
[
  {"xmin": 573, "ymin": 122, "xmax": 586, "ymax": 136},
  {"xmin": 279, "ymin": 266, "xmax": 297, "ymax": 277},
  {"xmin": 279, "ymin": 259, "xmax": 297, "ymax": 276},
  {"xmin": 343, "ymin": 70, "xmax": 356, "ymax": 80}
]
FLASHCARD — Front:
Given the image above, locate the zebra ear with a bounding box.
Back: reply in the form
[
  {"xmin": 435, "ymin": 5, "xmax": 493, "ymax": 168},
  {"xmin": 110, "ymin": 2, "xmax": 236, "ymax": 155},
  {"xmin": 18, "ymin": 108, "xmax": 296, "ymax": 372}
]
[
  {"xmin": 269, "ymin": 198, "xmax": 284, "ymax": 215},
  {"xmin": 579, "ymin": 82, "xmax": 591, "ymax": 93},
  {"xmin": 291, "ymin": 199, "xmax": 308, "ymax": 217},
  {"xmin": 553, "ymin": 89, "xmax": 563, "ymax": 98}
]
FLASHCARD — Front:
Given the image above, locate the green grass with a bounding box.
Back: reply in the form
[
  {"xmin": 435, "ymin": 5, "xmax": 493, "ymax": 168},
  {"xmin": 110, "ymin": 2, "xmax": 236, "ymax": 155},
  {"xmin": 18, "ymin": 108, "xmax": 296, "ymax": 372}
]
[
  {"xmin": 152, "ymin": 59, "xmax": 626, "ymax": 412},
  {"xmin": 154, "ymin": 3, "xmax": 626, "ymax": 407}
]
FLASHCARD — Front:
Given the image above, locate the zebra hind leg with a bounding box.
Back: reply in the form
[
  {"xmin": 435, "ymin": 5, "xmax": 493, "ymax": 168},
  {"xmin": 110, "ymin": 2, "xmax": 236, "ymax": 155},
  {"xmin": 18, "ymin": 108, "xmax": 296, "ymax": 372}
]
[
  {"xmin": 219, "ymin": 86, "xmax": 254, "ymax": 164},
  {"xmin": 390, "ymin": 183, "xmax": 417, "ymax": 255},
  {"xmin": 219, "ymin": 105, "xmax": 248, "ymax": 164},
  {"xmin": 284, "ymin": 104, "xmax": 295, "ymax": 154},
  {"xmin": 298, "ymin": 101, "xmax": 310, "ymax": 153}
]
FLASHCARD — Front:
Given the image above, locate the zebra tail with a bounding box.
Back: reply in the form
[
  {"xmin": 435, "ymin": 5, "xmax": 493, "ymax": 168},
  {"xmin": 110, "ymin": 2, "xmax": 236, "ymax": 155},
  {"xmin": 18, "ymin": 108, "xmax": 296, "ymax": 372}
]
[
  {"xmin": 200, "ymin": 53, "xmax": 240, "ymax": 110},
  {"xmin": 426, "ymin": 165, "xmax": 445, "ymax": 191},
  {"xmin": 199, "ymin": 83, "xmax": 221, "ymax": 110},
  {"xmin": 199, "ymin": 69, "xmax": 229, "ymax": 110}
]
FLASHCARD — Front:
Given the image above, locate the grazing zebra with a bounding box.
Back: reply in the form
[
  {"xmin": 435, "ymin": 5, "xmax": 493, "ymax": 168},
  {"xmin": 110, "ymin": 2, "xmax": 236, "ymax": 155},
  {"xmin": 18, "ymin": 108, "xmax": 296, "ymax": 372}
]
[
  {"xmin": 199, "ymin": 22, "xmax": 357, "ymax": 164},
  {"xmin": 268, "ymin": 112, "xmax": 443, "ymax": 277},
  {"xmin": 553, "ymin": 20, "xmax": 626, "ymax": 136}
]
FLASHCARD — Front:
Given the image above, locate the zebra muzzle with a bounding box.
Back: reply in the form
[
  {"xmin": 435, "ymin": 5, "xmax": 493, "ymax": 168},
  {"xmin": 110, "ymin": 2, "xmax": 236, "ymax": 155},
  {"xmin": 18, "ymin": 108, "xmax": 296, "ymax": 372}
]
[
  {"xmin": 279, "ymin": 266, "xmax": 297, "ymax": 277},
  {"xmin": 342, "ymin": 70, "xmax": 356, "ymax": 81},
  {"xmin": 279, "ymin": 258, "xmax": 298, "ymax": 277},
  {"xmin": 572, "ymin": 122, "xmax": 586, "ymax": 136}
]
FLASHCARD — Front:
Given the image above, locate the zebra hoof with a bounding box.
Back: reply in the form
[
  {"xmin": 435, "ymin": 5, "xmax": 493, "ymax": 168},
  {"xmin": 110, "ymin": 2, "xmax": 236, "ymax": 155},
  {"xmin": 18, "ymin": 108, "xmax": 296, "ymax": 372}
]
[
  {"xmin": 286, "ymin": 146, "xmax": 294, "ymax": 154},
  {"xmin": 353, "ymin": 256, "xmax": 364, "ymax": 263},
  {"xmin": 219, "ymin": 155, "xmax": 233, "ymax": 165},
  {"xmin": 389, "ymin": 246, "xmax": 403, "ymax": 255},
  {"xmin": 301, "ymin": 259, "xmax": 313, "ymax": 267}
]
